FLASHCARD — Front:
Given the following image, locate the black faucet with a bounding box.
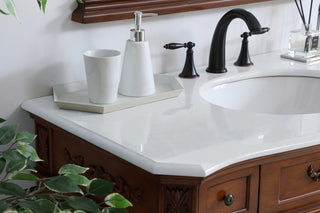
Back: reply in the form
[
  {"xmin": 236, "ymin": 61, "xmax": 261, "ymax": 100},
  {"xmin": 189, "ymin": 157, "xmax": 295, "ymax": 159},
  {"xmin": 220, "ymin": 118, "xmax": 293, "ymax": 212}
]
[{"xmin": 206, "ymin": 8, "xmax": 269, "ymax": 73}]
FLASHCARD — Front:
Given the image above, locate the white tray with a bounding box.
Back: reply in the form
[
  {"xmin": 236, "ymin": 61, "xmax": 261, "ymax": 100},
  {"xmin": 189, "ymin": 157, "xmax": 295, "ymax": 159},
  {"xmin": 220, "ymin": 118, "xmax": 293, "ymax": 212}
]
[
  {"xmin": 280, "ymin": 53, "xmax": 320, "ymax": 63},
  {"xmin": 53, "ymin": 75, "xmax": 184, "ymax": 114}
]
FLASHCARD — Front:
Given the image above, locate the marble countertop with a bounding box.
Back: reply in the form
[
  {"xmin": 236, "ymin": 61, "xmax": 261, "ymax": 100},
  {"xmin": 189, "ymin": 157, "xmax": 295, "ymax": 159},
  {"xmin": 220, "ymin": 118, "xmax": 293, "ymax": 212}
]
[{"xmin": 21, "ymin": 52, "xmax": 320, "ymax": 177}]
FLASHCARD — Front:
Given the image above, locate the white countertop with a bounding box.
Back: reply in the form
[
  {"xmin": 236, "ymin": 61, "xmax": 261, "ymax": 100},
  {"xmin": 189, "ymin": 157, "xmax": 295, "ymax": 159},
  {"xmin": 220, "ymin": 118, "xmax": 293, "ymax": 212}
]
[{"xmin": 21, "ymin": 52, "xmax": 320, "ymax": 177}]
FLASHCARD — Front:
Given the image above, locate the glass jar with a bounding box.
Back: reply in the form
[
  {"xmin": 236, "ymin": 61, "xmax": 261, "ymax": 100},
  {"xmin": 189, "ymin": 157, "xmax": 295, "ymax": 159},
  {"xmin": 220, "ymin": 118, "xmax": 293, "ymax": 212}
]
[{"xmin": 288, "ymin": 27, "xmax": 320, "ymax": 58}]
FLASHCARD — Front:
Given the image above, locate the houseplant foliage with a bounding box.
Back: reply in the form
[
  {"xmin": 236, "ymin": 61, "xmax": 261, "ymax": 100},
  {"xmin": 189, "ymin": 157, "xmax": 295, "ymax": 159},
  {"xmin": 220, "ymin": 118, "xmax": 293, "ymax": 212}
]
[
  {"xmin": 0, "ymin": 118, "xmax": 132, "ymax": 213},
  {"xmin": 0, "ymin": 0, "xmax": 83, "ymax": 21}
]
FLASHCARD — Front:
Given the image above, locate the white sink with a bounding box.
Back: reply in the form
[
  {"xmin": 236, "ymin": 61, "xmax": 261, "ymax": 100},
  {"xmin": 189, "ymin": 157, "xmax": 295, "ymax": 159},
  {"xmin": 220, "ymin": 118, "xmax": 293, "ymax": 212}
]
[{"xmin": 200, "ymin": 72, "xmax": 320, "ymax": 114}]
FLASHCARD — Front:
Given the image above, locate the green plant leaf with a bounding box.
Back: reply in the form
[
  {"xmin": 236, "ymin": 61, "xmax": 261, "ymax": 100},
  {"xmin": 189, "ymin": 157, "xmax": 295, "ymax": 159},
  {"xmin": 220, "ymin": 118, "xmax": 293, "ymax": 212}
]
[
  {"xmin": 4, "ymin": 0, "xmax": 19, "ymax": 21},
  {"xmin": 19, "ymin": 200, "xmax": 49, "ymax": 213},
  {"xmin": 44, "ymin": 176, "xmax": 82, "ymax": 194},
  {"xmin": 0, "ymin": 118, "xmax": 5, "ymax": 123},
  {"xmin": 36, "ymin": 0, "xmax": 41, "ymax": 10},
  {"xmin": 16, "ymin": 131, "xmax": 36, "ymax": 145},
  {"xmin": 18, "ymin": 210, "xmax": 32, "ymax": 213},
  {"xmin": 58, "ymin": 164, "xmax": 89, "ymax": 175},
  {"xmin": 59, "ymin": 201, "xmax": 74, "ymax": 211},
  {"xmin": 2, "ymin": 150, "xmax": 24, "ymax": 161},
  {"xmin": 26, "ymin": 185, "xmax": 41, "ymax": 194},
  {"xmin": 0, "ymin": 200, "xmax": 9, "ymax": 213},
  {"xmin": 3, "ymin": 150, "xmax": 28, "ymax": 173},
  {"xmin": 77, "ymin": 0, "xmax": 84, "ymax": 3},
  {"xmin": 41, "ymin": 0, "xmax": 47, "ymax": 13},
  {"xmin": 50, "ymin": 194, "xmax": 66, "ymax": 202},
  {"xmin": 87, "ymin": 178, "xmax": 114, "ymax": 196},
  {"xmin": 9, "ymin": 172, "xmax": 39, "ymax": 181},
  {"xmin": 64, "ymin": 173, "xmax": 89, "ymax": 186},
  {"xmin": 66, "ymin": 197, "xmax": 100, "ymax": 213},
  {"xmin": 18, "ymin": 210, "xmax": 31, "ymax": 213},
  {"xmin": 102, "ymin": 208, "xmax": 128, "ymax": 213},
  {"xmin": 0, "ymin": 158, "xmax": 6, "ymax": 174},
  {"xmin": 6, "ymin": 158, "xmax": 27, "ymax": 173},
  {"xmin": 35, "ymin": 199, "xmax": 58, "ymax": 212},
  {"xmin": 0, "ymin": 182, "xmax": 26, "ymax": 196},
  {"xmin": 24, "ymin": 163, "xmax": 37, "ymax": 173},
  {"xmin": 0, "ymin": 125, "xmax": 17, "ymax": 145},
  {"xmin": 105, "ymin": 193, "xmax": 132, "ymax": 208},
  {"xmin": 36, "ymin": 194, "xmax": 64, "ymax": 203},
  {"xmin": 17, "ymin": 144, "xmax": 42, "ymax": 162}
]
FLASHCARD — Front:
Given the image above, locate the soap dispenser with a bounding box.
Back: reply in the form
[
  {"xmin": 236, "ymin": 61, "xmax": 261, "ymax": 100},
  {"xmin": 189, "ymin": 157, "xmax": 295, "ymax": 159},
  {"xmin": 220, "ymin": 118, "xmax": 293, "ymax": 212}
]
[{"xmin": 119, "ymin": 11, "xmax": 157, "ymax": 97}]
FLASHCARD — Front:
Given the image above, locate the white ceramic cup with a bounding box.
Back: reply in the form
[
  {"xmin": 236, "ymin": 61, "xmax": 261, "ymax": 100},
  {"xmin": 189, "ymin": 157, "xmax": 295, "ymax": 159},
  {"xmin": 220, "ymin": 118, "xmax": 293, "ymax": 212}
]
[{"xmin": 84, "ymin": 49, "xmax": 122, "ymax": 104}]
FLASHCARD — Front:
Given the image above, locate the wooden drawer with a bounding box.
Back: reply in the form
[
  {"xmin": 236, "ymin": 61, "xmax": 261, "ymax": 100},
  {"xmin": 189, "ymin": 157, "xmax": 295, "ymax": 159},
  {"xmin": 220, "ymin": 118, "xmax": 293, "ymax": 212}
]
[
  {"xmin": 260, "ymin": 151, "xmax": 320, "ymax": 213},
  {"xmin": 199, "ymin": 166, "xmax": 259, "ymax": 213}
]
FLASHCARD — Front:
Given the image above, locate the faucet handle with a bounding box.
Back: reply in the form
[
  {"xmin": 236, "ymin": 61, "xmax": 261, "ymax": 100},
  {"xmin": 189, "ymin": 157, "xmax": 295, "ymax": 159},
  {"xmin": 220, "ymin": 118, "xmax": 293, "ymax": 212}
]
[
  {"xmin": 164, "ymin": 42, "xmax": 196, "ymax": 50},
  {"xmin": 234, "ymin": 32, "xmax": 253, "ymax": 67},
  {"xmin": 164, "ymin": 43, "xmax": 187, "ymax": 49},
  {"xmin": 164, "ymin": 42, "xmax": 199, "ymax": 78}
]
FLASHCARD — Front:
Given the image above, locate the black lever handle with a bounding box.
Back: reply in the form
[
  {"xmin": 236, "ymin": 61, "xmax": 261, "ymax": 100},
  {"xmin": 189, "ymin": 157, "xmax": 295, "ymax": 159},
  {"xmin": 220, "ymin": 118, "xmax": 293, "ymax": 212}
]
[
  {"xmin": 163, "ymin": 42, "xmax": 199, "ymax": 79},
  {"xmin": 164, "ymin": 43, "xmax": 186, "ymax": 49},
  {"xmin": 164, "ymin": 42, "xmax": 195, "ymax": 50}
]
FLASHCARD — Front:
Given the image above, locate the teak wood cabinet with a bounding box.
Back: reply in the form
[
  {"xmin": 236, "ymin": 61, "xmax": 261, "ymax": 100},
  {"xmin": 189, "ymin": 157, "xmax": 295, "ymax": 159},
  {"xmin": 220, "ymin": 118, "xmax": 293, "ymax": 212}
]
[{"xmin": 31, "ymin": 114, "xmax": 320, "ymax": 213}]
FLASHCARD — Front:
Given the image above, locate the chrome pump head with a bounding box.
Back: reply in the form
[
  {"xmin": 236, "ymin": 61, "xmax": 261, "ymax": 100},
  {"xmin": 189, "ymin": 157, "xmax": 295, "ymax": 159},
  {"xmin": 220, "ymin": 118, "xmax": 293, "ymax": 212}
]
[{"xmin": 130, "ymin": 11, "xmax": 158, "ymax": 42}]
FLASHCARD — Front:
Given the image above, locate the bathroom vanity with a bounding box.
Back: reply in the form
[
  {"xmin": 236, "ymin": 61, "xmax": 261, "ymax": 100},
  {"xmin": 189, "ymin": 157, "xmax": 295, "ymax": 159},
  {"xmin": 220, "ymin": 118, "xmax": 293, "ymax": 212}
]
[{"xmin": 22, "ymin": 52, "xmax": 320, "ymax": 212}]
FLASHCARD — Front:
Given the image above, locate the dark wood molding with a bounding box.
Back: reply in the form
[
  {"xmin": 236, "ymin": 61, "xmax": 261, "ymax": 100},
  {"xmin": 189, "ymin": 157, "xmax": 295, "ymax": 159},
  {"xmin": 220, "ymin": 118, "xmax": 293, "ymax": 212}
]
[
  {"xmin": 34, "ymin": 122, "xmax": 52, "ymax": 176},
  {"xmin": 71, "ymin": 0, "xmax": 271, "ymax": 24}
]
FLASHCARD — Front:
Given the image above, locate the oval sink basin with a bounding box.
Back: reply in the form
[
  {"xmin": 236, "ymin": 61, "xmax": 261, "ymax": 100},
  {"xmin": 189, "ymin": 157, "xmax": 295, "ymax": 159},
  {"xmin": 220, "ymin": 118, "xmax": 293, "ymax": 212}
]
[{"xmin": 200, "ymin": 73, "xmax": 320, "ymax": 114}]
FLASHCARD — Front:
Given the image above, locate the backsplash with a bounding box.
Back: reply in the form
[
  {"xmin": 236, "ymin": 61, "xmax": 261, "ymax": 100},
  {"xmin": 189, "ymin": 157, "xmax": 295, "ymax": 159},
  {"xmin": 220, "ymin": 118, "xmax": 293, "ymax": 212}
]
[{"xmin": 0, "ymin": 0, "xmax": 305, "ymax": 131}]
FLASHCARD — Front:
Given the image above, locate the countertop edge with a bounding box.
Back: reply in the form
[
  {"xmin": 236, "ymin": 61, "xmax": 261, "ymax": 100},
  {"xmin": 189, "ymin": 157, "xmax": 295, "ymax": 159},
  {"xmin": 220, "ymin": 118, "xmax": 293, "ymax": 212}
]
[{"xmin": 21, "ymin": 97, "xmax": 208, "ymax": 177}]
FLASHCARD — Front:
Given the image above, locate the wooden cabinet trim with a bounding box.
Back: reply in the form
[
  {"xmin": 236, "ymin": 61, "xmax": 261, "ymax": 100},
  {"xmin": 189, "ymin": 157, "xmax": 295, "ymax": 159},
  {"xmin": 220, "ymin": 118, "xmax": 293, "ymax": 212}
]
[{"xmin": 71, "ymin": 0, "xmax": 271, "ymax": 24}]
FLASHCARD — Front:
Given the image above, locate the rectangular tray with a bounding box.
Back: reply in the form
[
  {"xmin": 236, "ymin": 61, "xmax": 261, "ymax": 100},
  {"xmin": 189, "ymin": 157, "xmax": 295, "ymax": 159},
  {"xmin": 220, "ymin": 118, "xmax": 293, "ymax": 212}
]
[
  {"xmin": 53, "ymin": 75, "xmax": 183, "ymax": 114},
  {"xmin": 280, "ymin": 53, "xmax": 320, "ymax": 63}
]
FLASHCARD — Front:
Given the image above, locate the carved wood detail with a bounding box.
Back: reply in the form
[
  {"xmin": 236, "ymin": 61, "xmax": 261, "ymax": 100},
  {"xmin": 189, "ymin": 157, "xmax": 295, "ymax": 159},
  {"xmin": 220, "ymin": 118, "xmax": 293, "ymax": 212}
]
[
  {"xmin": 64, "ymin": 148, "xmax": 142, "ymax": 203},
  {"xmin": 164, "ymin": 185, "xmax": 193, "ymax": 213}
]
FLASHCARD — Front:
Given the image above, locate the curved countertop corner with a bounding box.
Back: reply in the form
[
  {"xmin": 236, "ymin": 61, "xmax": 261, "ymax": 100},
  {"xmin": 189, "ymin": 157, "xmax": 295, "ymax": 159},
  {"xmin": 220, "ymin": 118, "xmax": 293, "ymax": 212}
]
[{"xmin": 21, "ymin": 52, "xmax": 320, "ymax": 177}]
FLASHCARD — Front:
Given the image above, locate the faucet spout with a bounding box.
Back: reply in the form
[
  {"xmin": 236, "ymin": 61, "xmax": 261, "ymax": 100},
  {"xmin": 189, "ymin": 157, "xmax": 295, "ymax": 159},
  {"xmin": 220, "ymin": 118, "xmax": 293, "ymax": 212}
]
[{"xmin": 206, "ymin": 8, "xmax": 269, "ymax": 73}]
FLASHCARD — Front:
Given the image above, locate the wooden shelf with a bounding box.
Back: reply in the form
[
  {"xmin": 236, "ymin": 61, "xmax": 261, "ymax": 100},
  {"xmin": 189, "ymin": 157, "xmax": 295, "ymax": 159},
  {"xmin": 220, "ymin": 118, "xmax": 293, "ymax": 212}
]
[{"xmin": 72, "ymin": 0, "xmax": 270, "ymax": 24}]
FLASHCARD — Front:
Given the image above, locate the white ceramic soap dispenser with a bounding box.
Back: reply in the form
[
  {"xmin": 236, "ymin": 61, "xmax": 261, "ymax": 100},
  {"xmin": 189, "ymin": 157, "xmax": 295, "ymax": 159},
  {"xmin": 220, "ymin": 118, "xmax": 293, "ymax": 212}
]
[{"xmin": 119, "ymin": 11, "xmax": 157, "ymax": 97}]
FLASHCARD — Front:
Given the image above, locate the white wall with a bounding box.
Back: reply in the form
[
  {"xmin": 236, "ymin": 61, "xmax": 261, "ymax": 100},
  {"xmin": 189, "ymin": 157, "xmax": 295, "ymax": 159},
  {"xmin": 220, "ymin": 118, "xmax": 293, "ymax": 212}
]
[{"xmin": 0, "ymin": 0, "xmax": 306, "ymax": 132}]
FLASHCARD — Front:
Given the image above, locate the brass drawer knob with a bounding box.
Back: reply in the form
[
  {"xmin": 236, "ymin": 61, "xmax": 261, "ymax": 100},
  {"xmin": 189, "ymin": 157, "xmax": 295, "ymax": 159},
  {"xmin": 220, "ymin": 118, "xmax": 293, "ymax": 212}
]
[{"xmin": 223, "ymin": 194, "xmax": 235, "ymax": 206}]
